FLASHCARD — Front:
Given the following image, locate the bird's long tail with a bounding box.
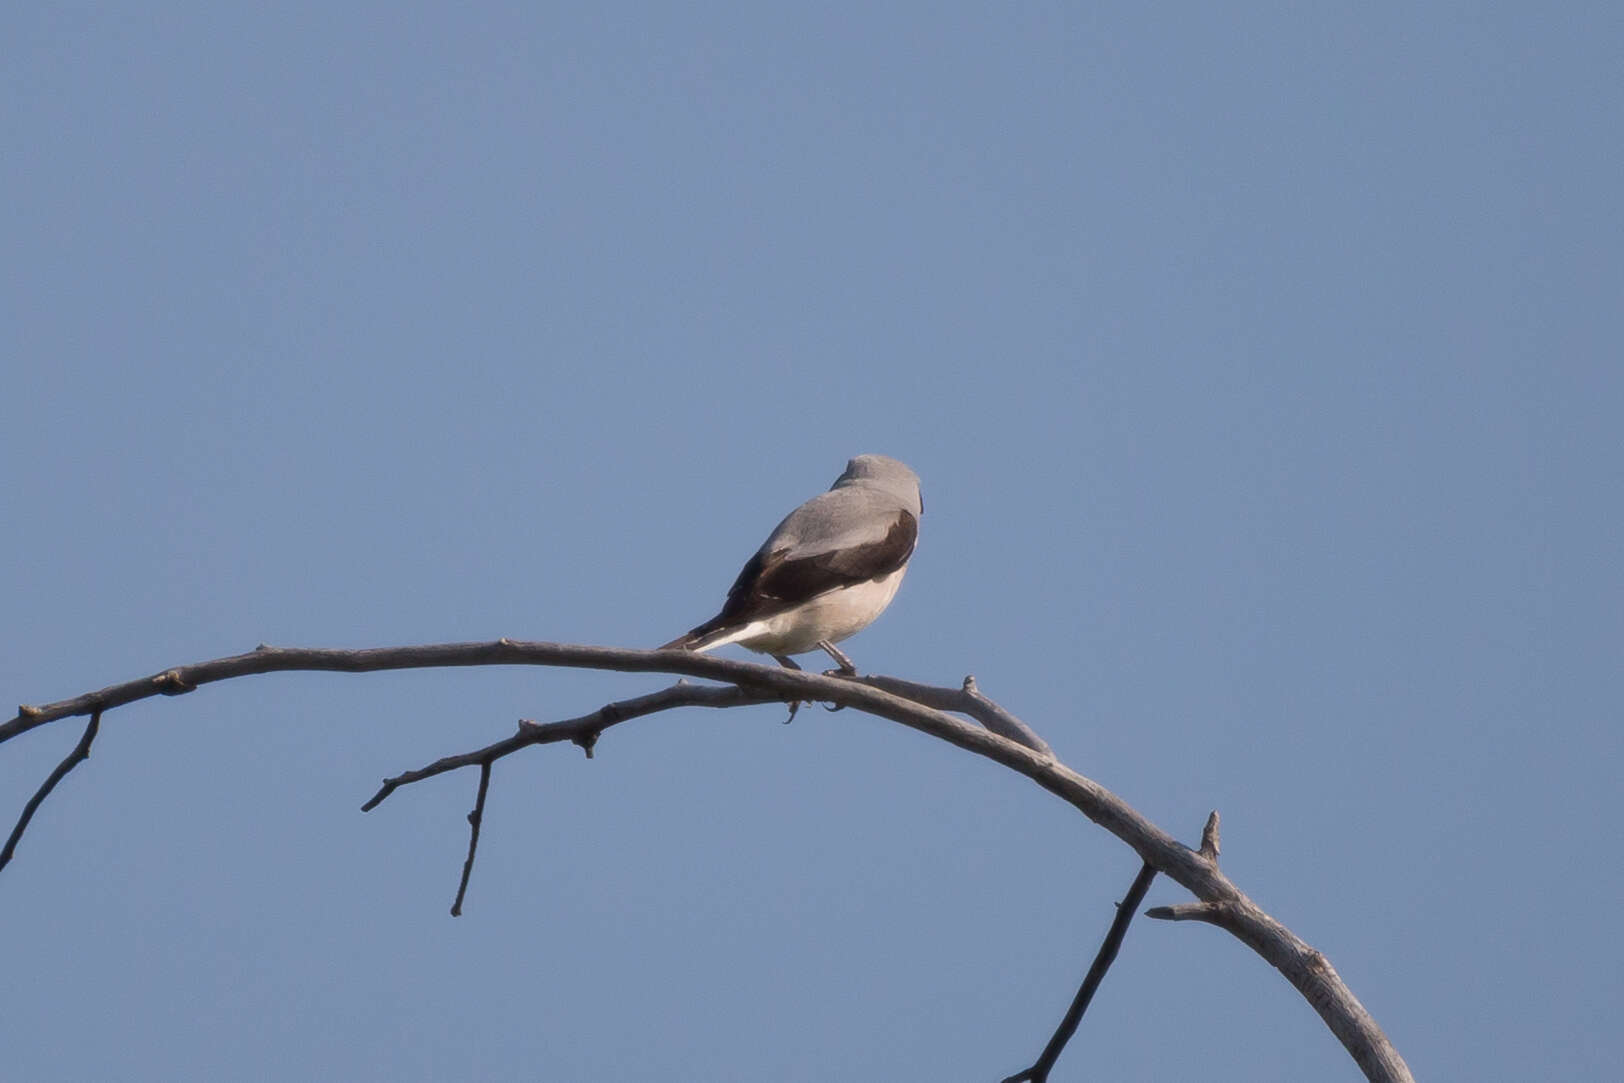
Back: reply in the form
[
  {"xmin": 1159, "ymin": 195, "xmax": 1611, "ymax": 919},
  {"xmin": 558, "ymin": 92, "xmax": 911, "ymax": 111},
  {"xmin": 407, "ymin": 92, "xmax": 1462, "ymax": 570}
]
[
  {"xmin": 658, "ymin": 631, "xmax": 706, "ymax": 651},
  {"xmin": 658, "ymin": 617, "xmax": 743, "ymax": 653}
]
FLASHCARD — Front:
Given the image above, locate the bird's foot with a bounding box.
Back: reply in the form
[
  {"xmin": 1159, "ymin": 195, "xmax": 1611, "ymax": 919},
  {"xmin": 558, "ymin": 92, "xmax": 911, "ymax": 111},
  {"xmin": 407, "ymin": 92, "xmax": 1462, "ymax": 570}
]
[
  {"xmin": 818, "ymin": 668, "xmax": 852, "ymax": 710},
  {"xmin": 773, "ymin": 655, "xmax": 811, "ymax": 722}
]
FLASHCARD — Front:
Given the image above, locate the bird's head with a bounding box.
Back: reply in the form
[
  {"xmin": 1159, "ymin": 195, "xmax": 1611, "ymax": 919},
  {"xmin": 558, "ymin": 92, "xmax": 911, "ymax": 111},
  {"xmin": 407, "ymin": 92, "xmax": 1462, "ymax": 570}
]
[{"xmin": 834, "ymin": 454, "xmax": 923, "ymax": 516}]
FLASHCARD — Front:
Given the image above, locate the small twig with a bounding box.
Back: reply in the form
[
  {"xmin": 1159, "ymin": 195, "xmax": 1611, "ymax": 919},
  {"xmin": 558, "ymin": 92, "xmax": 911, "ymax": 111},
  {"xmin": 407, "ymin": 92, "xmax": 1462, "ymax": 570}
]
[
  {"xmin": 1002, "ymin": 862, "xmax": 1158, "ymax": 1083},
  {"xmin": 450, "ymin": 761, "xmax": 492, "ymax": 917},
  {"xmin": 1, "ymin": 710, "xmax": 102, "ymax": 873}
]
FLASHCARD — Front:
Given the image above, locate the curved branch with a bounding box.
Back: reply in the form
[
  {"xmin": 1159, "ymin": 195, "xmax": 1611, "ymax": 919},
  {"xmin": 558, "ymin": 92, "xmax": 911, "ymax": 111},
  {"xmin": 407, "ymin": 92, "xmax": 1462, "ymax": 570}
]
[
  {"xmin": 4, "ymin": 640, "xmax": 1413, "ymax": 1082},
  {"xmin": 852, "ymin": 673, "xmax": 1052, "ymax": 755}
]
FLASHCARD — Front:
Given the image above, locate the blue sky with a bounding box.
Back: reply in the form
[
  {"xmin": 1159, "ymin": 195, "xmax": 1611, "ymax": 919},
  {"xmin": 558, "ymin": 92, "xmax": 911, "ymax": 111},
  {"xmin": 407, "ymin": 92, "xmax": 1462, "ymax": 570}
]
[{"xmin": 3, "ymin": 5, "xmax": 1620, "ymax": 1080}]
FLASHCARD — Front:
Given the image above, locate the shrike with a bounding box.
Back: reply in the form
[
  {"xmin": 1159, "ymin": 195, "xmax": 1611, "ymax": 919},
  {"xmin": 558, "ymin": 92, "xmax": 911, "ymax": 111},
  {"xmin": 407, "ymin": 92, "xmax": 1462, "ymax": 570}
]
[{"xmin": 661, "ymin": 455, "xmax": 922, "ymax": 673}]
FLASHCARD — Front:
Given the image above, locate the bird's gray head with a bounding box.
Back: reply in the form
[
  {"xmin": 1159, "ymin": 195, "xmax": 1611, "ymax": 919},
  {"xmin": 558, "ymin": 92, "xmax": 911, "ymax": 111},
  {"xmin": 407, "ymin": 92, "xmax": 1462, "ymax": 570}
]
[{"xmin": 833, "ymin": 454, "xmax": 923, "ymax": 515}]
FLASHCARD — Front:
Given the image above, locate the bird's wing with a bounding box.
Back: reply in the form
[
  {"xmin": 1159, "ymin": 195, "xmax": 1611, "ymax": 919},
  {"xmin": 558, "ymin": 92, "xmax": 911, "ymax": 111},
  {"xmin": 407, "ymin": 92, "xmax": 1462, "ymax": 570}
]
[{"xmin": 725, "ymin": 509, "xmax": 916, "ymax": 618}]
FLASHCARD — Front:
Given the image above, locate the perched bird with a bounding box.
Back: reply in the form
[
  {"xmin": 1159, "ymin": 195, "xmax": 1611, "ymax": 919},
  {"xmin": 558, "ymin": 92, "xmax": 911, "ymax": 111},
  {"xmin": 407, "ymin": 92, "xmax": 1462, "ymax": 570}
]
[{"xmin": 661, "ymin": 454, "xmax": 922, "ymax": 673}]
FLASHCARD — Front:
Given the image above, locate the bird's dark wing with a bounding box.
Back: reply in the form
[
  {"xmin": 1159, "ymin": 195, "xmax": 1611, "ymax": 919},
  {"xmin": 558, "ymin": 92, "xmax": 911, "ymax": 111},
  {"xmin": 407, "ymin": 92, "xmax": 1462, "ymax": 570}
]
[
  {"xmin": 669, "ymin": 510, "xmax": 917, "ymax": 644},
  {"xmin": 742, "ymin": 510, "xmax": 916, "ymax": 613}
]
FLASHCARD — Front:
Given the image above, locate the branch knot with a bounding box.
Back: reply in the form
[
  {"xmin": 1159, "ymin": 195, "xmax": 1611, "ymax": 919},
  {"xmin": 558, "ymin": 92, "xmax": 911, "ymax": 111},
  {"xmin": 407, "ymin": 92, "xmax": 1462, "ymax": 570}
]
[{"xmin": 154, "ymin": 670, "xmax": 196, "ymax": 695}]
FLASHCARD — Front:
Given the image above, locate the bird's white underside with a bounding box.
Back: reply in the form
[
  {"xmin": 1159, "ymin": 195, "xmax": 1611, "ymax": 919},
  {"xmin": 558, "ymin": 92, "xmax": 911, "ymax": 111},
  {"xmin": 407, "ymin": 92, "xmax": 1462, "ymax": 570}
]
[{"xmin": 696, "ymin": 567, "xmax": 907, "ymax": 657}]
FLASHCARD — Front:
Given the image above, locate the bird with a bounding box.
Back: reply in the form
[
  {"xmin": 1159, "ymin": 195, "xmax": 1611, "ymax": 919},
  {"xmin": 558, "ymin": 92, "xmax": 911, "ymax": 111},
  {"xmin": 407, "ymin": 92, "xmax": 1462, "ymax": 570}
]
[{"xmin": 660, "ymin": 454, "xmax": 922, "ymax": 675}]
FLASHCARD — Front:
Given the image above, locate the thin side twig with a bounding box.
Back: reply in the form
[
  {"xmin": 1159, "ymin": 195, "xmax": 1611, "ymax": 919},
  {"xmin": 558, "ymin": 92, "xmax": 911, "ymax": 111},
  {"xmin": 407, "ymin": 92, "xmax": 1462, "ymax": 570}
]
[
  {"xmin": 364, "ymin": 682, "xmax": 779, "ymax": 913},
  {"xmin": 361, "ymin": 682, "xmax": 776, "ymax": 812},
  {"xmin": 1002, "ymin": 862, "xmax": 1159, "ymax": 1083},
  {"xmin": 1003, "ymin": 812, "xmax": 1218, "ymax": 1080},
  {"xmin": 450, "ymin": 762, "xmax": 492, "ymax": 917},
  {"xmin": 1, "ymin": 710, "xmax": 102, "ymax": 872}
]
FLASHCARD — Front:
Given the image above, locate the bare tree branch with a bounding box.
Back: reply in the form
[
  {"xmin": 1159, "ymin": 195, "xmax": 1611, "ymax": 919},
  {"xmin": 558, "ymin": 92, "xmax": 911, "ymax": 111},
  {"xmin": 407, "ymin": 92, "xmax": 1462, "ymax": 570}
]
[
  {"xmin": 364, "ymin": 681, "xmax": 780, "ymax": 914},
  {"xmin": 1, "ymin": 710, "xmax": 102, "ymax": 873},
  {"xmin": 1003, "ymin": 861, "xmax": 1159, "ymax": 1083},
  {"xmin": 2, "ymin": 640, "xmax": 1414, "ymax": 1082},
  {"xmin": 359, "ymin": 681, "xmax": 776, "ymax": 812},
  {"xmin": 1000, "ymin": 812, "xmax": 1221, "ymax": 1080}
]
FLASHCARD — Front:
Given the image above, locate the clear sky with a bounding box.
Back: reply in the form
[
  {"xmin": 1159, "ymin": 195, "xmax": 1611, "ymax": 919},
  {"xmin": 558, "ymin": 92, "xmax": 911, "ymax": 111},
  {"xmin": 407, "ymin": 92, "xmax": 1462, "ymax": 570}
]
[{"xmin": 3, "ymin": 4, "xmax": 1619, "ymax": 1081}]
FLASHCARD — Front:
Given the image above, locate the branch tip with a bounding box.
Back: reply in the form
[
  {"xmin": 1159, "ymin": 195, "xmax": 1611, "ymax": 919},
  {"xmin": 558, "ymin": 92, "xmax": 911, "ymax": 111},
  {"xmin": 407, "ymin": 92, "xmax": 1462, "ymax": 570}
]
[
  {"xmin": 360, "ymin": 780, "xmax": 396, "ymax": 812},
  {"xmin": 961, "ymin": 674, "xmax": 979, "ymax": 694},
  {"xmin": 1200, "ymin": 810, "xmax": 1221, "ymax": 861},
  {"xmin": 1145, "ymin": 901, "xmax": 1228, "ymax": 924}
]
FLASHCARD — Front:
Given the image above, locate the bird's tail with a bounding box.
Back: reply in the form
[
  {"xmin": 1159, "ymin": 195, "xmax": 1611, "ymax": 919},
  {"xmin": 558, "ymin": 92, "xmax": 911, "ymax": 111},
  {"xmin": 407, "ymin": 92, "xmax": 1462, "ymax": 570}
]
[
  {"xmin": 658, "ymin": 617, "xmax": 743, "ymax": 653},
  {"xmin": 658, "ymin": 631, "xmax": 705, "ymax": 651}
]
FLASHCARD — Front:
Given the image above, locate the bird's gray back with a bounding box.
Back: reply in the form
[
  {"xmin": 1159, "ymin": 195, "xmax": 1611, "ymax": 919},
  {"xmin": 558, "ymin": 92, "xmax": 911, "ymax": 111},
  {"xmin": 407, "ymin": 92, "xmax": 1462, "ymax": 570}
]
[{"xmin": 761, "ymin": 485, "xmax": 912, "ymax": 559}]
